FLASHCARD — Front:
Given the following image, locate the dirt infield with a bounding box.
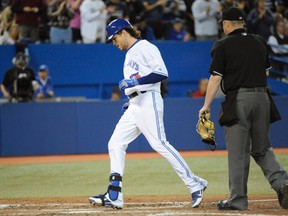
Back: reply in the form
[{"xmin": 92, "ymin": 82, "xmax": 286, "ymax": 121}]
[
  {"xmin": 0, "ymin": 195, "xmax": 287, "ymax": 215},
  {"xmin": 1, "ymin": 149, "xmax": 288, "ymax": 215}
]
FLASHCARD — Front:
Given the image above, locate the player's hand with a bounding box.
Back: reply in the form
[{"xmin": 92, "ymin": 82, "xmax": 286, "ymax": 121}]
[
  {"xmin": 119, "ymin": 78, "xmax": 139, "ymax": 91},
  {"xmin": 122, "ymin": 102, "xmax": 129, "ymax": 112}
]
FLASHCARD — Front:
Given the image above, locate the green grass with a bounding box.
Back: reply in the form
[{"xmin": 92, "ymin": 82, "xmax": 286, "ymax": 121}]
[{"xmin": 0, "ymin": 154, "xmax": 287, "ymax": 199}]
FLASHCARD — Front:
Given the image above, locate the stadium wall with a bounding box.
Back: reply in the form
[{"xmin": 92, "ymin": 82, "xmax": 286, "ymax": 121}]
[
  {"xmin": 1, "ymin": 42, "xmax": 287, "ymax": 98},
  {"xmin": 0, "ymin": 96, "xmax": 287, "ymax": 157},
  {"xmin": 0, "ymin": 41, "xmax": 214, "ymax": 99}
]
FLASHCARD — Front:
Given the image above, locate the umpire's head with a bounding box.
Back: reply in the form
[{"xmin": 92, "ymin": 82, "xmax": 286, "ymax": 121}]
[{"xmin": 220, "ymin": 7, "xmax": 245, "ymax": 35}]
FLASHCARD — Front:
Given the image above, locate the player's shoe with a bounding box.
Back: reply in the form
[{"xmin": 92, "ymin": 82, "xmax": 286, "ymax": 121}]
[
  {"xmin": 191, "ymin": 187, "xmax": 206, "ymax": 208},
  {"xmin": 89, "ymin": 192, "xmax": 124, "ymax": 209}
]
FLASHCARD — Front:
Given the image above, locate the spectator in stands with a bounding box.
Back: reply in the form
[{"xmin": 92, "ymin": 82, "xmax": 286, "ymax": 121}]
[
  {"xmin": 188, "ymin": 78, "xmax": 208, "ymax": 98},
  {"xmin": 125, "ymin": 0, "xmax": 145, "ymax": 25},
  {"xmin": 165, "ymin": 17, "xmax": 191, "ymax": 41},
  {"xmin": 246, "ymin": 0, "xmax": 275, "ymax": 41},
  {"xmin": 176, "ymin": 0, "xmax": 187, "ymax": 17},
  {"xmin": 80, "ymin": 0, "xmax": 107, "ymax": 43},
  {"xmin": 220, "ymin": 0, "xmax": 235, "ymax": 12},
  {"xmin": 245, "ymin": 0, "xmax": 253, "ymax": 9},
  {"xmin": 0, "ymin": 23, "xmax": 19, "ymax": 44},
  {"xmin": 163, "ymin": 0, "xmax": 186, "ymax": 22},
  {"xmin": 192, "ymin": 0, "xmax": 221, "ymax": 41},
  {"xmin": 183, "ymin": 0, "xmax": 195, "ymax": 39},
  {"xmin": 0, "ymin": 6, "xmax": 16, "ymax": 37},
  {"xmin": 48, "ymin": 0, "xmax": 74, "ymax": 44},
  {"xmin": 1, "ymin": 52, "xmax": 37, "ymax": 102},
  {"xmin": 274, "ymin": 0, "xmax": 288, "ymax": 20},
  {"xmin": 34, "ymin": 64, "xmax": 54, "ymax": 99},
  {"xmin": 235, "ymin": 0, "xmax": 251, "ymax": 16},
  {"xmin": 268, "ymin": 18, "xmax": 288, "ymax": 56},
  {"xmin": 110, "ymin": 86, "xmax": 122, "ymax": 100},
  {"xmin": 268, "ymin": 17, "xmax": 288, "ymax": 72},
  {"xmin": 70, "ymin": 0, "xmax": 83, "ymax": 43},
  {"xmin": 264, "ymin": 0, "xmax": 276, "ymax": 13},
  {"xmin": 142, "ymin": 0, "xmax": 167, "ymax": 39},
  {"xmin": 11, "ymin": 0, "xmax": 45, "ymax": 43},
  {"xmin": 0, "ymin": 0, "xmax": 11, "ymax": 12},
  {"xmin": 38, "ymin": 1, "xmax": 50, "ymax": 43},
  {"xmin": 105, "ymin": 0, "xmax": 128, "ymax": 23},
  {"xmin": 133, "ymin": 13, "xmax": 156, "ymax": 41}
]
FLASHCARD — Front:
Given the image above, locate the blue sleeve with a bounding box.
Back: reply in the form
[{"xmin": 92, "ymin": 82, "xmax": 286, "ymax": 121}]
[{"xmin": 137, "ymin": 73, "xmax": 167, "ymax": 85}]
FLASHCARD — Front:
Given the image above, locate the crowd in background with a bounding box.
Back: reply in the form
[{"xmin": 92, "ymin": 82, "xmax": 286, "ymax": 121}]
[
  {"xmin": 0, "ymin": 0, "xmax": 287, "ymax": 45},
  {"xmin": 0, "ymin": 0, "xmax": 288, "ymax": 102}
]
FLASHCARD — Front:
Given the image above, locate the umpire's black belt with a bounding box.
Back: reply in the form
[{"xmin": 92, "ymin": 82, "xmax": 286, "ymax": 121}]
[
  {"xmin": 127, "ymin": 91, "xmax": 147, "ymax": 99},
  {"xmin": 238, "ymin": 87, "xmax": 266, "ymax": 93}
]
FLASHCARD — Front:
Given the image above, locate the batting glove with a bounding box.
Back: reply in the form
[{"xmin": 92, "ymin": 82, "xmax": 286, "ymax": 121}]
[
  {"xmin": 122, "ymin": 102, "xmax": 129, "ymax": 112},
  {"xmin": 119, "ymin": 78, "xmax": 139, "ymax": 91}
]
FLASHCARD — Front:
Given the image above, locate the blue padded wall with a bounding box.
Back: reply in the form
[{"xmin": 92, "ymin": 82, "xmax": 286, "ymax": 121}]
[{"xmin": 0, "ymin": 96, "xmax": 286, "ymax": 156}]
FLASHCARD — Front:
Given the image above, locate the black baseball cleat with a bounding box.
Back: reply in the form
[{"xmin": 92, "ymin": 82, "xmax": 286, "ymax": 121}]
[
  {"xmin": 217, "ymin": 200, "xmax": 242, "ymax": 210},
  {"xmin": 278, "ymin": 184, "xmax": 288, "ymax": 209}
]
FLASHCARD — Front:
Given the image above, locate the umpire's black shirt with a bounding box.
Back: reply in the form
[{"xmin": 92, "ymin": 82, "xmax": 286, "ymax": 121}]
[{"xmin": 209, "ymin": 28, "xmax": 271, "ymax": 93}]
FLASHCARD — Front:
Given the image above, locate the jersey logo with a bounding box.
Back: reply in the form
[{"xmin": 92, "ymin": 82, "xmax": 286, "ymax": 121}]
[
  {"xmin": 127, "ymin": 59, "xmax": 139, "ymax": 71},
  {"xmin": 241, "ymin": 33, "xmax": 247, "ymax": 36},
  {"xmin": 130, "ymin": 72, "xmax": 141, "ymax": 79}
]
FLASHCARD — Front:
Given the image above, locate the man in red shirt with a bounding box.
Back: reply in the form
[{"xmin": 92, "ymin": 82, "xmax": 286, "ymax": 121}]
[{"xmin": 191, "ymin": 78, "xmax": 208, "ymax": 98}]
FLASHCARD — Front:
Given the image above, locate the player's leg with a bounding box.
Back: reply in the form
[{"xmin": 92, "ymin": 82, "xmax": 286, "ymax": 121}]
[
  {"xmin": 135, "ymin": 92, "xmax": 207, "ymax": 207},
  {"xmin": 89, "ymin": 110, "xmax": 141, "ymax": 209},
  {"xmin": 108, "ymin": 111, "xmax": 141, "ymax": 176}
]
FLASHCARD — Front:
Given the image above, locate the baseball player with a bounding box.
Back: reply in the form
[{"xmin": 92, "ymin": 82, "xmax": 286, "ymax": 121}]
[{"xmin": 89, "ymin": 18, "xmax": 208, "ymax": 209}]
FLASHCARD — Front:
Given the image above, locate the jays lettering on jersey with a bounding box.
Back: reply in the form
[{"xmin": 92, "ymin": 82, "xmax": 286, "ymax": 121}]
[{"xmin": 123, "ymin": 40, "xmax": 168, "ymax": 95}]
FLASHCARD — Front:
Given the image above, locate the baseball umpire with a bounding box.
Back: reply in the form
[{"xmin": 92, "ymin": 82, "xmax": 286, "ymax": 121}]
[
  {"xmin": 89, "ymin": 18, "xmax": 208, "ymax": 209},
  {"xmin": 198, "ymin": 7, "xmax": 288, "ymax": 210}
]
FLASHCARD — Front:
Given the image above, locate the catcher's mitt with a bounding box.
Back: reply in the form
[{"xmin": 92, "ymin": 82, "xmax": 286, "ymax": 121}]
[{"xmin": 196, "ymin": 110, "xmax": 217, "ymax": 151}]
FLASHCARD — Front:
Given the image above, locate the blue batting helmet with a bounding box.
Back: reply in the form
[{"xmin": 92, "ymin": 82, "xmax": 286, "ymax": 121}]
[
  {"xmin": 39, "ymin": 64, "xmax": 49, "ymax": 73},
  {"xmin": 106, "ymin": 18, "xmax": 133, "ymax": 42}
]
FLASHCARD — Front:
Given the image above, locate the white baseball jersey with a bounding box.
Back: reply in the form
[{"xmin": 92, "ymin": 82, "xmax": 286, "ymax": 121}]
[{"xmin": 123, "ymin": 40, "xmax": 168, "ymax": 95}]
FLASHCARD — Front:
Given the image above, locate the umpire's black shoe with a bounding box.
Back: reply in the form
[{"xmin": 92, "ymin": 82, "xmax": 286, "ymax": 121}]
[
  {"xmin": 217, "ymin": 200, "xmax": 240, "ymax": 210},
  {"xmin": 278, "ymin": 184, "xmax": 288, "ymax": 209}
]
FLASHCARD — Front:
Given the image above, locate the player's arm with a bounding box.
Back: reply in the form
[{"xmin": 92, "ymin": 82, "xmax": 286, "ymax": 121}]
[
  {"xmin": 0, "ymin": 84, "xmax": 10, "ymax": 98},
  {"xmin": 137, "ymin": 72, "xmax": 167, "ymax": 84},
  {"xmin": 1, "ymin": 71, "xmax": 11, "ymax": 98},
  {"xmin": 119, "ymin": 73, "xmax": 167, "ymax": 91},
  {"xmin": 143, "ymin": 1, "xmax": 165, "ymax": 12}
]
